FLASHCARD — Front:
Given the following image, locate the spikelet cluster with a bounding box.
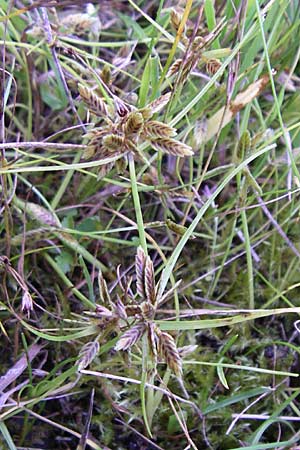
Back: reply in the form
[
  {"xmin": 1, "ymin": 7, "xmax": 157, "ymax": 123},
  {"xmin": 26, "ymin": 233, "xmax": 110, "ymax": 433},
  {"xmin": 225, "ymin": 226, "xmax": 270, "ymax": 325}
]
[
  {"xmin": 167, "ymin": 7, "xmax": 226, "ymax": 85},
  {"xmin": 78, "ymin": 84, "xmax": 193, "ymax": 178},
  {"xmin": 81, "ymin": 247, "xmax": 183, "ymax": 378},
  {"xmin": 60, "ymin": 12, "xmax": 100, "ymax": 37},
  {"xmin": 113, "ymin": 247, "xmax": 183, "ymax": 378}
]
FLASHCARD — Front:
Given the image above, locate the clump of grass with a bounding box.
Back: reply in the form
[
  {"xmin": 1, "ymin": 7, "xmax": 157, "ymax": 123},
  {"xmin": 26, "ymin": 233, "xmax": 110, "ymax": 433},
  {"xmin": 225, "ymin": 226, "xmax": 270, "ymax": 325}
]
[{"xmin": 1, "ymin": 1, "xmax": 300, "ymax": 449}]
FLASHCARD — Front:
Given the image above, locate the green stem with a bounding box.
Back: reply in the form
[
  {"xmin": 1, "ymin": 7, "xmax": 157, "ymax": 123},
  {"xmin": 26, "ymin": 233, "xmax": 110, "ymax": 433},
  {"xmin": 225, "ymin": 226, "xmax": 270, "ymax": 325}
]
[
  {"xmin": 141, "ymin": 335, "xmax": 152, "ymax": 436},
  {"xmin": 128, "ymin": 153, "xmax": 152, "ymax": 432},
  {"xmin": 241, "ymin": 209, "xmax": 255, "ymax": 309},
  {"xmin": 51, "ymin": 151, "xmax": 82, "ymax": 209},
  {"xmin": 128, "ymin": 153, "xmax": 148, "ymax": 254}
]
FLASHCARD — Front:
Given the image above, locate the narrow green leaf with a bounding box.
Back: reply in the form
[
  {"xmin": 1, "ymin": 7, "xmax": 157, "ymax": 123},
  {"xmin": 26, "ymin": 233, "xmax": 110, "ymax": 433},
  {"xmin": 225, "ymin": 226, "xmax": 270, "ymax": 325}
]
[
  {"xmin": 0, "ymin": 422, "xmax": 17, "ymax": 450},
  {"xmin": 203, "ymin": 387, "xmax": 272, "ymax": 414},
  {"xmin": 20, "ymin": 321, "xmax": 98, "ymax": 342},
  {"xmin": 217, "ymin": 360, "xmax": 229, "ymax": 389},
  {"xmin": 139, "ymin": 56, "xmax": 151, "ymax": 108},
  {"xmin": 157, "ymin": 307, "xmax": 300, "ymax": 331},
  {"xmin": 204, "ymin": 0, "xmax": 220, "ymax": 49}
]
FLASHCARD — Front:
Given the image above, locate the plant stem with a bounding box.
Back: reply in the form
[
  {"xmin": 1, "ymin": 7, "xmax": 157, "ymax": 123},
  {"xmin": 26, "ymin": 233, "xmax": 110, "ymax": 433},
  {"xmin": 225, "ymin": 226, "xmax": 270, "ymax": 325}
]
[{"xmin": 128, "ymin": 152, "xmax": 148, "ymax": 254}]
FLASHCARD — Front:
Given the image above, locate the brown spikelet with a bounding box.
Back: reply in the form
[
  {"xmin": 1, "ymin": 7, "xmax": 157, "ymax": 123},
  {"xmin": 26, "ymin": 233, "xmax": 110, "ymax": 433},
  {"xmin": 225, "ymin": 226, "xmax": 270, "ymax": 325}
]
[
  {"xmin": 170, "ymin": 8, "xmax": 184, "ymax": 32},
  {"xmin": 180, "ymin": 56, "xmax": 199, "ymax": 84},
  {"xmin": 125, "ymin": 139, "xmax": 138, "ymax": 154},
  {"xmin": 98, "ymin": 270, "xmax": 111, "ymax": 305},
  {"xmin": 125, "ymin": 304, "xmax": 142, "ymax": 317},
  {"xmin": 147, "ymin": 322, "xmax": 158, "ymax": 363},
  {"xmin": 84, "ymin": 128, "xmax": 107, "ymax": 143},
  {"xmin": 100, "ymin": 147, "xmax": 124, "ymax": 160},
  {"xmin": 141, "ymin": 165, "xmax": 159, "ymax": 186},
  {"xmin": 143, "ymin": 120, "xmax": 177, "ymax": 139},
  {"xmin": 193, "ymin": 119, "xmax": 207, "ymax": 148},
  {"xmin": 167, "ymin": 59, "xmax": 182, "ymax": 77},
  {"xmin": 25, "ymin": 202, "xmax": 60, "ymax": 227},
  {"xmin": 113, "ymin": 96, "xmax": 130, "ymax": 117},
  {"xmin": 78, "ymin": 84, "xmax": 108, "ymax": 117},
  {"xmin": 206, "ymin": 58, "xmax": 222, "ymax": 75},
  {"xmin": 82, "ymin": 144, "xmax": 97, "ymax": 160},
  {"xmin": 191, "ymin": 36, "xmax": 205, "ymax": 51},
  {"xmin": 83, "ymin": 129, "xmax": 107, "ymax": 158},
  {"xmin": 100, "ymin": 64, "xmax": 111, "ymax": 84},
  {"xmin": 178, "ymin": 68, "xmax": 191, "ymax": 85},
  {"xmin": 115, "ymin": 157, "xmax": 128, "ymax": 174},
  {"xmin": 147, "ymin": 92, "xmax": 171, "ymax": 114},
  {"xmin": 77, "ymin": 341, "xmax": 100, "ymax": 371},
  {"xmin": 139, "ymin": 107, "xmax": 153, "ymax": 120},
  {"xmin": 115, "ymin": 295, "xmax": 127, "ymax": 320},
  {"xmin": 115, "ymin": 323, "xmax": 146, "ymax": 351},
  {"xmin": 97, "ymin": 162, "xmax": 115, "ymax": 179},
  {"xmin": 144, "ymin": 258, "xmax": 156, "ymax": 305},
  {"xmin": 237, "ymin": 130, "xmax": 251, "ymax": 161},
  {"xmin": 140, "ymin": 301, "xmax": 156, "ymax": 321},
  {"xmin": 180, "ymin": 34, "xmax": 190, "ymax": 47},
  {"xmin": 135, "ymin": 246, "xmax": 146, "ymax": 299},
  {"xmin": 150, "ymin": 138, "xmax": 194, "ymax": 157},
  {"xmin": 21, "ymin": 291, "xmax": 34, "ymax": 315},
  {"xmin": 94, "ymin": 304, "xmax": 113, "ymax": 318},
  {"xmin": 166, "ymin": 218, "xmax": 187, "ymax": 236},
  {"xmin": 158, "ymin": 331, "xmax": 182, "ymax": 377},
  {"xmin": 103, "ymin": 134, "xmax": 124, "ymax": 151},
  {"xmin": 124, "ymin": 111, "xmax": 144, "ymax": 136}
]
